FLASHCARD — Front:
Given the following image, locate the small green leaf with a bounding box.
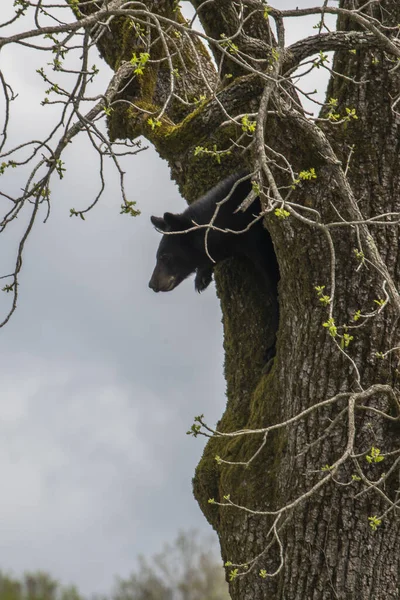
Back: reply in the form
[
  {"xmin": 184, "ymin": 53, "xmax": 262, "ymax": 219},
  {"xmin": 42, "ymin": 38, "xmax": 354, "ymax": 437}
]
[
  {"xmin": 298, "ymin": 168, "xmax": 317, "ymax": 181},
  {"xmin": 241, "ymin": 115, "xmax": 256, "ymax": 134},
  {"xmin": 251, "ymin": 181, "xmax": 261, "ymax": 195},
  {"xmin": 130, "ymin": 52, "xmax": 150, "ymax": 75},
  {"xmin": 120, "ymin": 201, "xmax": 141, "ymax": 217},
  {"xmin": 366, "ymin": 447, "xmax": 384, "ymax": 463},
  {"xmin": 186, "ymin": 423, "xmax": 201, "ymax": 437},
  {"xmin": 374, "ymin": 299, "xmax": 385, "ymax": 307},
  {"xmin": 147, "ymin": 117, "xmax": 161, "ymax": 130},
  {"xmin": 341, "ymin": 333, "xmax": 353, "ymax": 349},
  {"xmin": 354, "ymin": 248, "xmax": 365, "ymax": 262},
  {"xmin": 229, "ymin": 569, "xmax": 239, "ymax": 581},
  {"xmin": 345, "ymin": 107, "xmax": 358, "ymax": 120},
  {"xmin": 368, "ymin": 515, "xmax": 381, "ymax": 531},
  {"xmin": 259, "ymin": 569, "xmax": 268, "ymax": 579},
  {"xmin": 321, "ymin": 464, "xmax": 333, "ymax": 472},
  {"xmin": 323, "ymin": 318, "xmax": 337, "ymax": 338},
  {"xmin": 274, "ymin": 207, "xmax": 290, "ymax": 219}
]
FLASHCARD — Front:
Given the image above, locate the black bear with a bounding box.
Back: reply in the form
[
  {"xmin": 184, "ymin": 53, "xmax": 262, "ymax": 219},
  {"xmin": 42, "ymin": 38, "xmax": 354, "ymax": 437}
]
[{"xmin": 149, "ymin": 171, "xmax": 279, "ymax": 295}]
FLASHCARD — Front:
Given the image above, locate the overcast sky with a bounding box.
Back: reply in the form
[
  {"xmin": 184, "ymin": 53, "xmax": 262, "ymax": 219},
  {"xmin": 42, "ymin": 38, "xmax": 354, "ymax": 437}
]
[{"xmin": 0, "ymin": 1, "xmax": 332, "ymax": 596}]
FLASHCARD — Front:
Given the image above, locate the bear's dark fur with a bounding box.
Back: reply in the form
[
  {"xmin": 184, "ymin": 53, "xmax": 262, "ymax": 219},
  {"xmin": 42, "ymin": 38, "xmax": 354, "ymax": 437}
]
[{"xmin": 149, "ymin": 172, "xmax": 279, "ymax": 295}]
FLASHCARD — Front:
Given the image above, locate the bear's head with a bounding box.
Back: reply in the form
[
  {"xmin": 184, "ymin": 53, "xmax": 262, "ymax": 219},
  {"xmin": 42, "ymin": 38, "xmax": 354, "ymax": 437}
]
[{"xmin": 149, "ymin": 212, "xmax": 201, "ymax": 292}]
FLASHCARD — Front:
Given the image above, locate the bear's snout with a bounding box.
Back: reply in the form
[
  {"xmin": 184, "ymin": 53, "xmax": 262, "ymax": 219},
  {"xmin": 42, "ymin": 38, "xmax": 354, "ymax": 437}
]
[
  {"xmin": 149, "ymin": 268, "xmax": 178, "ymax": 292},
  {"xmin": 148, "ymin": 279, "xmax": 160, "ymax": 292}
]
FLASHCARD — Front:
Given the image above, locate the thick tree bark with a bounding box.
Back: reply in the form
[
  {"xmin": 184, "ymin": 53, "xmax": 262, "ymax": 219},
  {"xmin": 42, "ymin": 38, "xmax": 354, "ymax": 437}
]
[{"xmin": 82, "ymin": 1, "xmax": 400, "ymax": 597}]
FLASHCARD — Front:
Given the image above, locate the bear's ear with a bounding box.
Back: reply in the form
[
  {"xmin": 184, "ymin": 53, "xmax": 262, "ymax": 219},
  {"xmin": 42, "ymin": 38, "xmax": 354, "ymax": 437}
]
[
  {"xmin": 151, "ymin": 215, "xmax": 168, "ymax": 231},
  {"xmin": 163, "ymin": 212, "xmax": 191, "ymax": 231}
]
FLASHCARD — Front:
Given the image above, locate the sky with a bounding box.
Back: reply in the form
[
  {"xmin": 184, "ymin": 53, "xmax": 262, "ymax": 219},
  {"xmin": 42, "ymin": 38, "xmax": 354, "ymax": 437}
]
[{"xmin": 0, "ymin": 1, "xmax": 332, "ymax": 596}]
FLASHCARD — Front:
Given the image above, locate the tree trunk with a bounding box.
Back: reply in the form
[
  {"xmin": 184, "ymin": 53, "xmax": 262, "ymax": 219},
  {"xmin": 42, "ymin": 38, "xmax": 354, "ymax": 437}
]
[{"xmin": 85, "ymin": 1, "xmax": 400, "ymax": 597}]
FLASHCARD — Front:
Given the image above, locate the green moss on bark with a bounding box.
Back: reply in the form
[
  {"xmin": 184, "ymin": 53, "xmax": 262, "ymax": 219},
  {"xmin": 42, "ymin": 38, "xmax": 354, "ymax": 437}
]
[{"xmin": 193, "ymin": 257, "xmax": 283, "ymax": 528}]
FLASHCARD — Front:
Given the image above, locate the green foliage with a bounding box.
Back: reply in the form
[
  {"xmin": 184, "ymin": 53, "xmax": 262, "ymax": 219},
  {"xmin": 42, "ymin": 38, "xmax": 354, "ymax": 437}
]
[
  {"xmin": 259, "ymin": 569, "xmax": 268, "ymax": 579},
  {"xmin": 219, "ymin": 34, "xmax": 239, "ymax": 55},
  {"xmin": 270, "ymin": 48, "xmax": 280, "ymax": 63},
  {"xmin": 354, "ymin": 248, "xmax": 365, "ymax": 263},
  {"xmin": 129, "ymin": 20, "xmax": 146, "ymax": 39},
  {"xmin": 2, "ymin": 284, "xmax": 14, "ymax": 293},
  {"xmin": 251, "ymin": 181, "xmax": 260, "ymax": 195},
  {"xmin": 298, "ymin": 168, "xmax": 317, "ymax": 181},
  {"xmin": 193, "ymin": 145, "xmax": 231, "ymax": 164},
  {"xmin": 345, "ymin": 107, "xmax": 358, "ymax": 120},
  {"xmin": 366, "ymin": 447, "xmax": 384, "ymax": 463},
  {"xmin": 187, "ymin": 424, "xmax": 201, "ymax": 437},
  {"xmin": 0, "ymin": 161, "xmax": 17, "ymax": 175},
  {"xmin": 147, "ymin": 117, "xmax": 161, "ymax": 130},
  {"xmin": 319, "ymin": 296, "xmax": 331, "ymax": 306},
  {"xmin": 291, "ymin": 167, "xmax": 317, "ymax": 187},
  {"xmin": 66, "ymin": 0, "xmax": 81, "ymax": 16},
  {"xmin": 315, "ymin": 285, "xmax": 331, "ymax": 306},
  {"xmin": 187, "ymin": 414, "xmax": 203, "ymax": 437},
  {"xmin": 325, "ymin": 98, "xmax": 358, "ymax": 124},
  {"xmin": 326, "ymin": 97, "xmax": 341, "ymax": 121},
  {"xmin": 274, "ymin": 207, "xmax": 290, "ymax": 219},
  {"xmin": 0, "ymin": 534, "xmax": 228, "ymax": 600},
  {"xmin": 192, "ymin": 95, "xmax": 206, "ymax": 104},
  {"xmin": 69, "ymin": 208, "xmax": 85, "ymax": 220},
  {"xmin": 368, "ymin": 515, "xmax": 382, "ymax": 531},
  {"xmin": 374, "ymin": 298, "xmax": 385, "ymax": 307},
  {"xmin": 13, "ymin": 0, "xmax": 29, "ymax": 16},
  {"xmin": 341, "ymin": 333, "xmax": 354, "ymax": 349},
  {"xmin": 49, "ymin": 57, "xmax": 62, "ymax": 71},
  {"xmin": 313, "ymin": 51, "xmax": 329, "ymax": 68},
  {"xmin": 323, "ymin": 318, "xmax": 337, "ymax": 338},
  {"xmin": 120, "ymin": 201, "xmax": 141, "ymax": 217},
  {"xmin": 32, "ymin": 185, "xmax": 50, "ymax": 200},
  {"xmin": 112, "ymin": 531, "xmax": 230, "ymax": 600},
  {"xmin": 0, "ymin": 572, "xmax": 84, "ymax": 600},
  {"xmin": 241, "ymin": 115, "xmax": 256, "ymax": 134},
  {"xmin": 55, "ymin": 159, "xmax": 66, "ymax": 179},
  {"xmin": 130, "ymin": 52, "xmax": 150, "ymax": 76}
]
